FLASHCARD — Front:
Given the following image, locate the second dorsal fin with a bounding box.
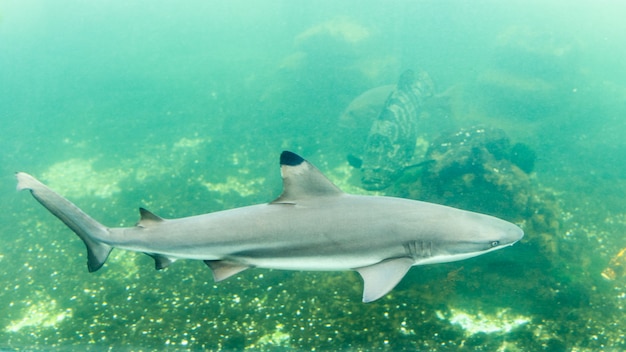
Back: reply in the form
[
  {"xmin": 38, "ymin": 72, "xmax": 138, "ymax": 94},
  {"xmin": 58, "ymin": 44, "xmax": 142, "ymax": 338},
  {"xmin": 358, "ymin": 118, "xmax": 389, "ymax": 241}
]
[{"xmin": 137, "ymin": 207, "xmax": 165, "ymax": 227}]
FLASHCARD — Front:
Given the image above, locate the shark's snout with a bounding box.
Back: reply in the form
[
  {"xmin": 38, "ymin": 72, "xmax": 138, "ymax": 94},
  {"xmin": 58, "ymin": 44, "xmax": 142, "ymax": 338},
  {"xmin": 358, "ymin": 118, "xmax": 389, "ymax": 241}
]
[{"xmin": 505, "ymin": 225, "xmax": 524, "ymax": 245}]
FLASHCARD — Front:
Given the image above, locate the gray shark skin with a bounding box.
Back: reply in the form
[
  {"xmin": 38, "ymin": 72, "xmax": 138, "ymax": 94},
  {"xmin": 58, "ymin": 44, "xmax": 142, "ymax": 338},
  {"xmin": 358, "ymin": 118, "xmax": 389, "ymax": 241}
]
[
  {"xmin": 16, "ymin": 151, "xmax": 523, "ymax": 302},
  {"xmin": 361, "ymin": 69, "xmax": 434, "ymax": 190}
]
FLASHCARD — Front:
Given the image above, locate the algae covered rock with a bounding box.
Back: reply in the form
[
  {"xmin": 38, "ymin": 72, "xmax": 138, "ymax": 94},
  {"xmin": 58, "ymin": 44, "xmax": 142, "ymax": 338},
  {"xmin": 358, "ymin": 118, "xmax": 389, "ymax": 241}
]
[{"xmin": 420, "ymin": 126, "xmax": 534, "ymax": 220}]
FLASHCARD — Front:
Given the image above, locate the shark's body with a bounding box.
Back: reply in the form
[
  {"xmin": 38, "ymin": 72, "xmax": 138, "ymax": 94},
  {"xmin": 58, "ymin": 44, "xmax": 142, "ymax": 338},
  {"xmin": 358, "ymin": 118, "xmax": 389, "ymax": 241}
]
[{"xmin": 16, "ymin": 151, "xmax": 523, "ymax": 302}]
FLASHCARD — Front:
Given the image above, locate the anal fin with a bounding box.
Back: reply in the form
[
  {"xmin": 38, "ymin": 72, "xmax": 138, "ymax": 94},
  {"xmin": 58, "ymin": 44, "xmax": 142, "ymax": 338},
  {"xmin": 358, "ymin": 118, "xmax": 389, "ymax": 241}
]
[
  {"xmin": 355, "ymin": 258, "xmax": 414, "ymax": 303},
  {"xmin": 205, "ymin": 260, "xmax": 251, "ymax": 282}
]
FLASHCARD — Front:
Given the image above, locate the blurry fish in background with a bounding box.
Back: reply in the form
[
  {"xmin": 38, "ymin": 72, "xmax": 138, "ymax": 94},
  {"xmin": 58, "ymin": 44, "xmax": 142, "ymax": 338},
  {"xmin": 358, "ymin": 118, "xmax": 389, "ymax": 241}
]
[
  {"xmin": 339, "ymin": 85, "xmax": 396, "ymax": 162},
  {"xmin": 358, "ymin": 70, "xmax": 434, "ymax": 190}
]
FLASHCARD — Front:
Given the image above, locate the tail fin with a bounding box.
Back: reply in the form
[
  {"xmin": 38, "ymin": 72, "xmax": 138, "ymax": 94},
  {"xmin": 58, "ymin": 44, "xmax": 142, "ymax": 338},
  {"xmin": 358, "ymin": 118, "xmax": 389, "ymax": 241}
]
[{"xmin": 16, "ymin": 172, "xmax": 112, "ymax": 272}]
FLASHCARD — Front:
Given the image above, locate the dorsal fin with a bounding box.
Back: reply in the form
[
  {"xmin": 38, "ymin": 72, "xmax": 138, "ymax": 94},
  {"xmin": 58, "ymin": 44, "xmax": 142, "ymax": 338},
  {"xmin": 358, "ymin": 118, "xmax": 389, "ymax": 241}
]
[
  {"xmin": 271, "ymin": 151, "xmax": 343, "ymax": 204},
  {"xmin": 397, "ymin": 69, "xmax": 416, "ymax": 91},
  {"xmin": 137, "ymin": 207, "xmax": 165, "ymax": 227}
]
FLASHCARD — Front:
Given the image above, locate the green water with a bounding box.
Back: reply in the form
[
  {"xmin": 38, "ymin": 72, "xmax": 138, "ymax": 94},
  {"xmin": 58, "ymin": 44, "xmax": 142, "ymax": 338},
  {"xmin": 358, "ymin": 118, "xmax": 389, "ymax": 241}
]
[{"xmin": 2, "ymin": 1, "xmax": 626, "ymax": 350}]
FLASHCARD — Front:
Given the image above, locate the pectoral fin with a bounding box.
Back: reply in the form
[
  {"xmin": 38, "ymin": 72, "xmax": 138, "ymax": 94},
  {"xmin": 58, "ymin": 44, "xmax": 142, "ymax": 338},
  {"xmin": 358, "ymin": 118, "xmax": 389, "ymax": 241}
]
[{"xmin": 355, "ymin": 258, "xmax": 414, "ymax": 303}]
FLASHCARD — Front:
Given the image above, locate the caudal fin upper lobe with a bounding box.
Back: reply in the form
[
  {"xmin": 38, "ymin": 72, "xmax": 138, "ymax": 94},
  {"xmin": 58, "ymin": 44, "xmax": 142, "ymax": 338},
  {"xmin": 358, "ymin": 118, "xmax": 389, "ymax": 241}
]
[{"xmin": 16, "ymin": 172, "xmax": 112, "ymax": 272}]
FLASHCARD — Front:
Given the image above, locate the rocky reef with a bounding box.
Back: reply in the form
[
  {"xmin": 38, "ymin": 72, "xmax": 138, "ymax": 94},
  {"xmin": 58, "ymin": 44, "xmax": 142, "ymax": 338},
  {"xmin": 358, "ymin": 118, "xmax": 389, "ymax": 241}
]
[{"xmin": 388, "ymin": 125, "xmax": 561, "ymax": 270}]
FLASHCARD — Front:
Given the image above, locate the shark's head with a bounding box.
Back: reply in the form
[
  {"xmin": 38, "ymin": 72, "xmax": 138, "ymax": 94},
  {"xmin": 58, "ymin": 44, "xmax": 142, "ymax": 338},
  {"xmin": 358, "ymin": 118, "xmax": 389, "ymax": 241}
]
[{"xmin": 414, "ymin": 210, "xmax": 524, "ymax": 265}]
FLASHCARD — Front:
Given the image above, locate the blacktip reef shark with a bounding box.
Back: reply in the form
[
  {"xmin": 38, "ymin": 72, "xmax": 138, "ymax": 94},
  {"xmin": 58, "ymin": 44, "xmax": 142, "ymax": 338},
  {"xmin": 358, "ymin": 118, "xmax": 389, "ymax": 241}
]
[{"xmin": 16, "ymin": 151, "xmax": 523, "ymax": 302}]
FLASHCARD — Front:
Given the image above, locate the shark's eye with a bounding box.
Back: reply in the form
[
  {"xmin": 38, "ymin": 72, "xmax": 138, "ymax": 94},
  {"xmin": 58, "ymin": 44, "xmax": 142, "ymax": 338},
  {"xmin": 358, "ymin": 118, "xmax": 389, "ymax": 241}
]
[{"xmin": 490, "ymin": 241, "xmax": 500, "ymax": 247}]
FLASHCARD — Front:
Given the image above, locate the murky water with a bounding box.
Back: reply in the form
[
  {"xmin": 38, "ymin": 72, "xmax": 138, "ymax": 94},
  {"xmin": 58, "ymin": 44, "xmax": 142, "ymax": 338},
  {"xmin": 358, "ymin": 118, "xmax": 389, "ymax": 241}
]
[{"xmin": 2, "ymin": 1, "xmax": 626, "ymax": 350}]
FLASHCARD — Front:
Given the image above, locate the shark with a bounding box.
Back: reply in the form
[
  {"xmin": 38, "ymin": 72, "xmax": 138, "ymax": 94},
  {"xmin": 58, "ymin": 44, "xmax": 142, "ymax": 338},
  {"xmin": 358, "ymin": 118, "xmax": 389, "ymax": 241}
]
[{"xmin": 16, "ymin": 151, "xmax": 523, "ymax": 302}]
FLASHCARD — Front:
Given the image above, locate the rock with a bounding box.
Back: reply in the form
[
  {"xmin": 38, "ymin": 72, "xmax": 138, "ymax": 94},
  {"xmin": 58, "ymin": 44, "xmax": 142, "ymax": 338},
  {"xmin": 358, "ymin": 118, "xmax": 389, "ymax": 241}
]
[{"xmin": 420, "ymin": 126, "xmax": 533, "ymax": 219}]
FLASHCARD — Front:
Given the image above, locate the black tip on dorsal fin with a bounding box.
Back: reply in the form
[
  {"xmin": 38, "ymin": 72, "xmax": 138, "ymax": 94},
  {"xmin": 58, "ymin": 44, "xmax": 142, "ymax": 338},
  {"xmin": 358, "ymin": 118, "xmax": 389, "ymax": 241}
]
[
  {"xmin": 138, "ymin": 207, "xmax": 164, "ymax": 227},
  {"xmin": 272, "ymin": 151, "xmax": 343, "ymax": 204},
  {"xmin": 280, "ymin": 151, "xmax": 305, "ymax": 166}
]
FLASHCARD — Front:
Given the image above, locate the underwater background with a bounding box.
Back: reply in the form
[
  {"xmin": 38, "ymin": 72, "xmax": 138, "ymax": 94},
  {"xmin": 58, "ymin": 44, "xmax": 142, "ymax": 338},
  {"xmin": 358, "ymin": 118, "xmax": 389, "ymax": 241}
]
[{"xmin": 2, "ymin": 0, "xmax": 626, "ymax": 350}]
